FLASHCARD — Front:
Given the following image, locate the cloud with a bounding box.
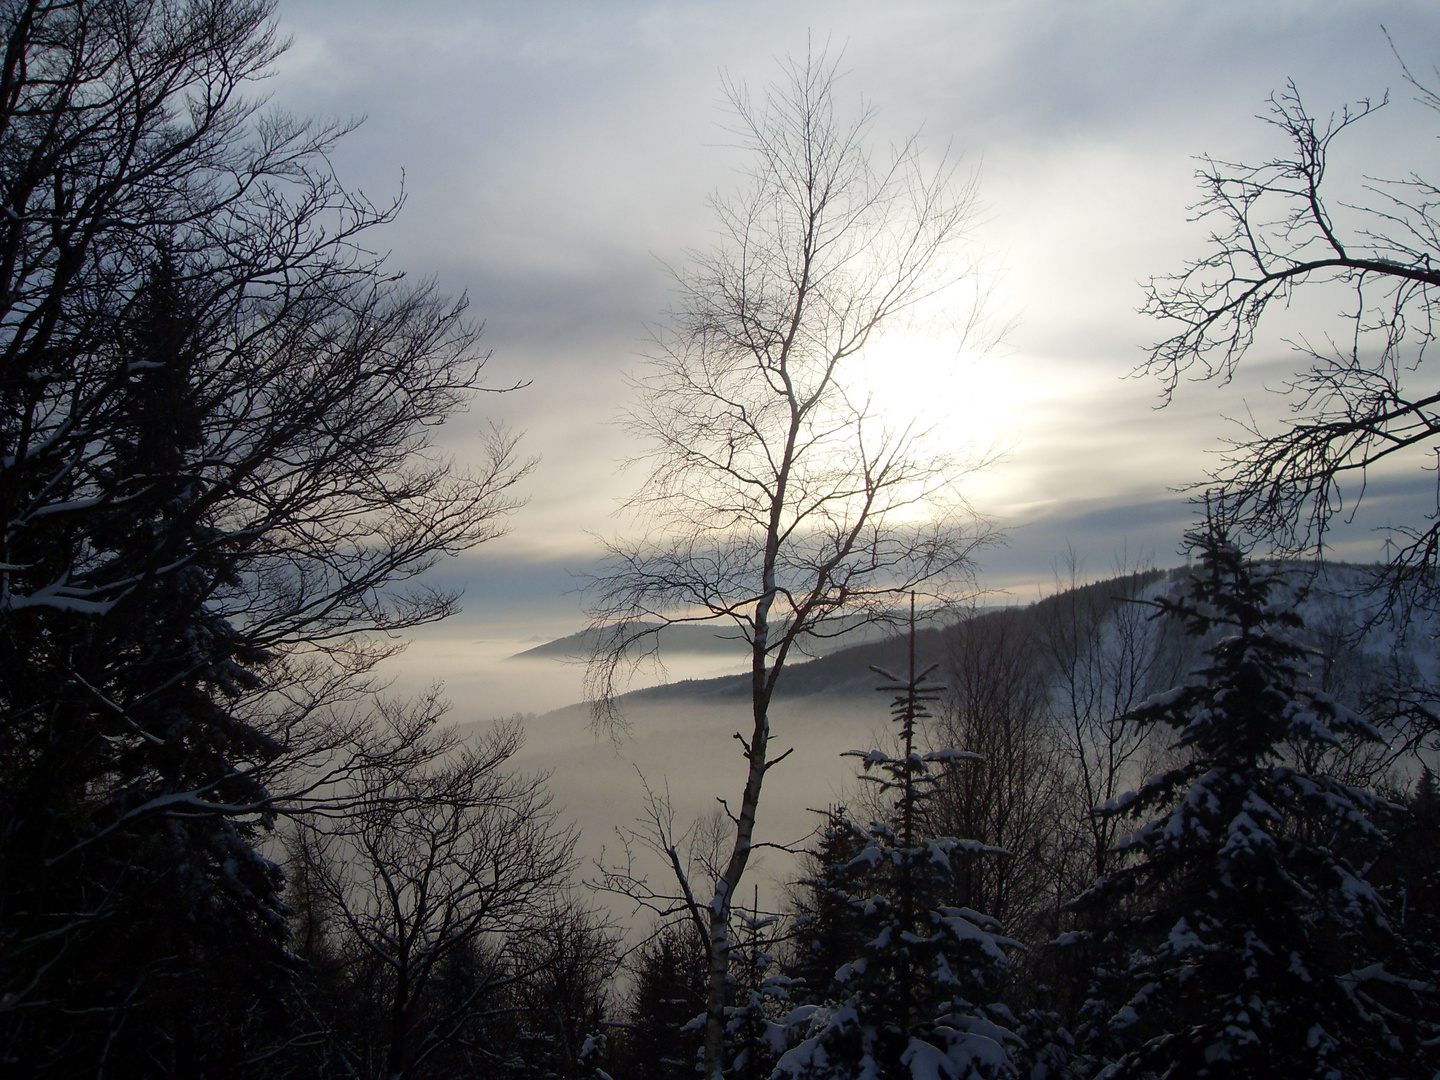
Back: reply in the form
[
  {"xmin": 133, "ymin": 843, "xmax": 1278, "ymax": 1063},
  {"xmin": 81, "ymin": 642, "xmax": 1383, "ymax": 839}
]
[{"xmin": 268, "ymin": 0, "xmax": 1440, "ymax": 642}]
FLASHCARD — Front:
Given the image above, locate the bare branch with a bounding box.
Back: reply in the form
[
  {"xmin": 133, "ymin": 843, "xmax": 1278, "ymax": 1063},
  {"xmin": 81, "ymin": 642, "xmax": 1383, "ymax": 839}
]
[
  {"xmin": 583, "ymin": 44, "xmax": 994, "ymax": 1080},
  {"xmin": 1142, "ymin": 56, "xmax": 1440, "ymax": 613}
]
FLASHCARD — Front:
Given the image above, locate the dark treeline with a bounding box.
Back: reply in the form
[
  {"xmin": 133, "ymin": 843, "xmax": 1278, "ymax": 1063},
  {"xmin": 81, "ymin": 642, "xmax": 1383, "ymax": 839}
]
[{"xmin": 15, "ymin": 519, "xmax": 1440, "ymax": 1078}]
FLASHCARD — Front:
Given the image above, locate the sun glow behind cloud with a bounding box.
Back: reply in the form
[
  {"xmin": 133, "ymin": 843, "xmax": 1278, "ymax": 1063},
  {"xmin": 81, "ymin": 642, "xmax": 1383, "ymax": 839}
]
[
  {"xmin": 850, "ymin": 325, "xmax": 1016, "ymax": 480},
  {"xmin": 251, "ymin": 4, "xmax": 1440, "ymax": 934},
  {"xmin": 269, "ymin": 0, "xmax": 1440, "ymax": 623}
]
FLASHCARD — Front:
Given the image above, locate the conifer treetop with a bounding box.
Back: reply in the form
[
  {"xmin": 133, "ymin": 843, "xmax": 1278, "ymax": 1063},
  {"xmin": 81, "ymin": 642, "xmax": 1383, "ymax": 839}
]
[{"xmin": 1066, "ymin": 520, "xmax": 1424, "ymax": 1079}]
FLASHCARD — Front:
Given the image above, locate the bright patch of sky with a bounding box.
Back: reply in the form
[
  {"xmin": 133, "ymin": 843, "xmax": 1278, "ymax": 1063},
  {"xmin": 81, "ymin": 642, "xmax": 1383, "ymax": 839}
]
[{"xmin": 267, "ymin": 0, "xmax": 1440, "ymax": 700}]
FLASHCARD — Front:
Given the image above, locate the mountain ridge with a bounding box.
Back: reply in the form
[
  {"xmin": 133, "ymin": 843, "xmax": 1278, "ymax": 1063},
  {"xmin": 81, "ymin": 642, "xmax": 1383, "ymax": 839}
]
[{"xmin": 545, "ymin": 560, "xmax": 1424, "ymax": 717}]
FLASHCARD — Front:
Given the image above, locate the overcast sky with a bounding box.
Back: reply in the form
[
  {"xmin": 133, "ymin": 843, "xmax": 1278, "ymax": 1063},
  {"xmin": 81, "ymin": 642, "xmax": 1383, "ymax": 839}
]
[{"xmin": 268, "ymin": 0, "xmax": 1440, "ymax": 674}]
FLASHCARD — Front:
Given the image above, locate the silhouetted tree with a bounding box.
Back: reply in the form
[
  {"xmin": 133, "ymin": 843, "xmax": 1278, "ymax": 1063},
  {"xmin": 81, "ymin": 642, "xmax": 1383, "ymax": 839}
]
[
  {"xmin": 1143, "ymin": 52, "xmax": 1440, "ymax": 613},
  {"xmin": 936, "ymin": 608, "xmax": 1066, "ymax": 947},
  {"xmin": 585, "ymin": 46, "xmax": 992, "ymax": 1079},
  {"xmin": 1369, "ymin": 767, "xmax": 1440, "ymax": 997},
  {"xmin": 1038, "ymin": 560, "xmax": 1180, "ymax": 891},
  {"xmin": 618, "ymin": 924, "xmax": 709, "ymax": 1080},
  {"xmin": 504, "ymin": 899, "xmax": 623, "ymax": 1080},
  {"xmin": 0, "ymin": 3, "xmax": 526, "ymax": 1070},
  {"xmin": 293, "ymin": 716, "xmax": 573, "ymax": 1080},
  {"xmin": 786, "ymin": 809, "xmax": 870, "ymax": 1006},
  {"xmin": 776, "ymin": 611, "xmax": 1018, "ymax": 1080}
]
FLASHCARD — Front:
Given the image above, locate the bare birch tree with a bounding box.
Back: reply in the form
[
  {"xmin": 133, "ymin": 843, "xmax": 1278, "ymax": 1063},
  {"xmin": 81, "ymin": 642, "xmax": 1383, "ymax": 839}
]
[{"xmin": 586, "ymin": 48, "xmax": 993, "ymax": 1079}]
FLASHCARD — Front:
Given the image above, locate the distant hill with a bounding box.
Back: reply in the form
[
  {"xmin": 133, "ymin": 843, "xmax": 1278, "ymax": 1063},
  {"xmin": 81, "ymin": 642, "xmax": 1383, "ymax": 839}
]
[
  {"xmin": 548, "ymin": 575, "xmax": 1177, "ymax": 709},
  {"xmin": 608, "ymin": 569, "xmax": 1166, "ymax": 704},
  {"xmin": 579, "ymin": 560, "xmax": 1420, "ymax": 711},
  {"xmin": 510, "ymin": 623, "xmax": 747, "ymax": 661},
  {"xmin": 509, "ymin": 616, "xmax": 893, "ymax": 662}
]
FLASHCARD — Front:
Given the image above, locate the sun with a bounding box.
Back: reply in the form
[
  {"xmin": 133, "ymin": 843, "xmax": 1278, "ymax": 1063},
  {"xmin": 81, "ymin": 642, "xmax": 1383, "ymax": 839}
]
[{"xmin": 853, "ymin": 322, "xmax": 1022, "ymax": 472}]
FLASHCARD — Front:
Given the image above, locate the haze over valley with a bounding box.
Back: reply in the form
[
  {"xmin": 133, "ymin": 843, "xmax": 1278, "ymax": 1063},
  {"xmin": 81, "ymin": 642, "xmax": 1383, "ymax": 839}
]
[{"xmin": 10, "ymin": 3, "xmax": 1440, "ymax": 1077}]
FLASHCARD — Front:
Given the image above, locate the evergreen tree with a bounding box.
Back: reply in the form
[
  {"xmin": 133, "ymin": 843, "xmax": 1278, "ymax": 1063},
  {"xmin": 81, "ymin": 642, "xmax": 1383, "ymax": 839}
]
[
  {"xmin": 1066, "ymin": 522, "xmax": 1430, "ymax": 1079},
  {"xmin": 776, "ymin": 602, "xmax": 1019, "ymax": 1080},
  {"xmin": 787, "ymin": 809, "xmax": 871, "ymax": 1006},
  {"xmin": 1370, "ymin": 767, "xmax": 1440, "ymax": 1020},
  {"xmin": 2, "ymin": 251, "xmax": 291, "ymax": 1073},
  {"xmin": 617, "ymin": 925, "xmax": 709, "ymax": 1080},
  {"xmin": 725, "ymin": 897, "xmax": 796, "ymax": 1080}
]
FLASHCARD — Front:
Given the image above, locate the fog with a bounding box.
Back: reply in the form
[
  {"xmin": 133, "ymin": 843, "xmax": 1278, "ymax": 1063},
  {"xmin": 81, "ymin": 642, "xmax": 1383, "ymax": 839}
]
[{"xmin": 461, "ymin": 693, "xmax": 896, "ymax": 918}]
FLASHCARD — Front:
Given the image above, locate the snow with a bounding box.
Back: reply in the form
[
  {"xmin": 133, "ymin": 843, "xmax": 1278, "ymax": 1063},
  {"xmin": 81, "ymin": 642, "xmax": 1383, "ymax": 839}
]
[
  {"xmin": 1218, "ymin": 811, "xmax": 1276, "ymax": 858},
  {"xmin": 933, "ymin": 908, "xmax": 1013, "ymax": 966},
  {"xmin": 1097, "ymin": 789, "xmax": 1139, "ymax": 814},
  {"xmin": 1134, "ymin": 684, "xmax": 1187, "ymax": 712},
  {"xmin": 924, "ymin": 748, "xmax": 984, "ymax": 764},
  {"xmin": 900, "ymin": 1029, "xmax": 1012, "ymax": 1080},
  {"xmin": 4, "ymin": 580, "xmax": 116, "ymax": 614},
  {"xmin": 1166, "ymin": 917, "xmax": 1206, "ymax": 955},
  {"xmin": 845, "ymin": 749, "xmax": 894, "ymax": 765}
]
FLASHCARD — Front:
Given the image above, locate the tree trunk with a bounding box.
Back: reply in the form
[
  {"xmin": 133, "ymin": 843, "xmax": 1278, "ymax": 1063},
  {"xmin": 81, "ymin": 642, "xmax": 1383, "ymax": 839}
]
[
  {"xmin": 701, "ymin": 702, "xmax": 770, "ymax": 1080},
  {"xmin": 385, "ymin": 972, "xmax": 411, "ymax": 1080},
  {"xmin": 701, "ymin": 599, "xmax": 777, "ymax": 1080}
]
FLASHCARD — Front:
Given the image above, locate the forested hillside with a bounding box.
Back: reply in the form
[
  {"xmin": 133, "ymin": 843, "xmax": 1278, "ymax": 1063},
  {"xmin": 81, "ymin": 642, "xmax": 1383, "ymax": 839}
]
[{"xmin": 579, "ymin": 552, "xmax": 1440, "ymax": 1079}]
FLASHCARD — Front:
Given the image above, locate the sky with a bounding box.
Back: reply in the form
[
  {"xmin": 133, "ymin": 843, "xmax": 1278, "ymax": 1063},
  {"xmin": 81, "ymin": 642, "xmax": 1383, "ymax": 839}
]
[{"xmin": 265, "ymin": 0, "xmax": 1440, "ymax": 718}]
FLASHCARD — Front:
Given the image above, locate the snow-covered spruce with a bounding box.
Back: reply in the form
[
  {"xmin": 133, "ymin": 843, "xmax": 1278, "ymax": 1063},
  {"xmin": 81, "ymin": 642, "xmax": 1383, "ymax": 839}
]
[
  {"xmin": 778, "ymin": 615, "xmax": 1020, "ymax": 1080},
  {"xmin": 725, "ymin": 903, "xmax": 801, "ymax": 1080},
  {"xmin": 1065, "ymin": 524, "xmax": 1431, "ymax": 1079}
]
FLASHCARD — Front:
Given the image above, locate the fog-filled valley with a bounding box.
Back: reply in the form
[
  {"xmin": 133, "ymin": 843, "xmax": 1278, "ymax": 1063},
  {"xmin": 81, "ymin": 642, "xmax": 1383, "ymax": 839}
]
[{"xmin": 491, "ymin": 562, "xmax": 1439, "ymax": 917}]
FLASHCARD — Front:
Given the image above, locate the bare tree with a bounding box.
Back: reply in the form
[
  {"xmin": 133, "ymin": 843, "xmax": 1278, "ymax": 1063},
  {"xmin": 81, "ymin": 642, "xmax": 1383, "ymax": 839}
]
[
  {"xmin": 501, "ymin": 897, "xmax": 623, "ymax": 1079},
  {"xmin": 933, "ymin": 607, "xmax": 1067, "ymax": 947},
  {"xmin": 586, "ymin": 48, "xmax": 992, "ymax": 1079},
  {"xmin": 1142, "ymin": 50, "xmax": 1440, "ymax": 608},
  {"xmin": 0, "ymin": 2, "xmax": 527, "ymax": 1070},
  {"xmin": 294, "ymin": 714, "xmax": 574, "ymax": 1080},
  {"xmin": 1036, "ymin": 560, "xmax": 1180, "ymax": 890}
]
